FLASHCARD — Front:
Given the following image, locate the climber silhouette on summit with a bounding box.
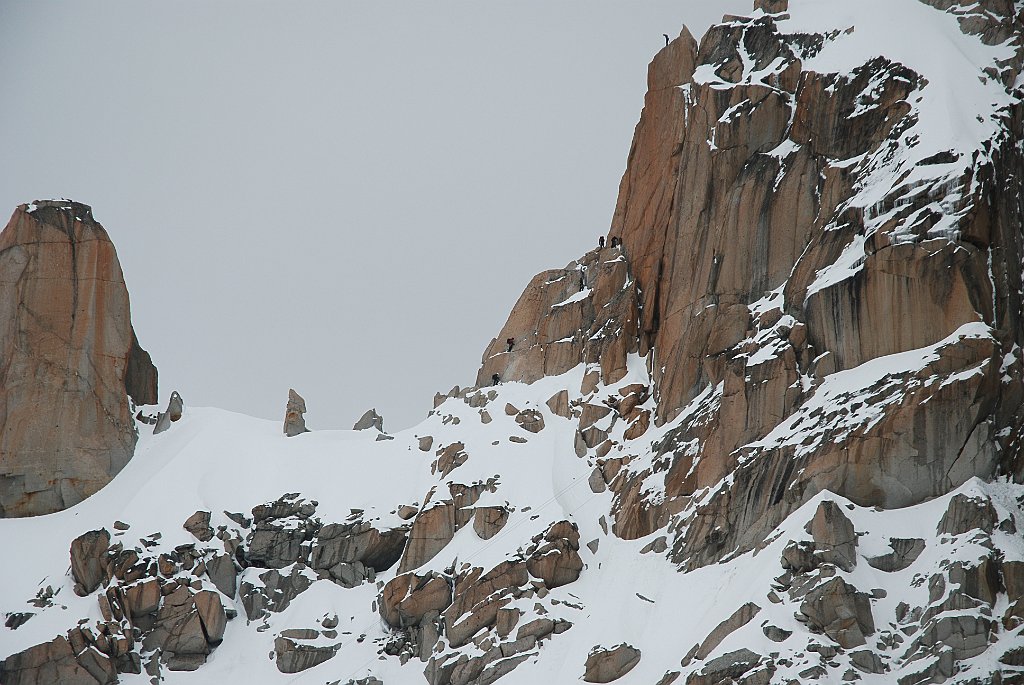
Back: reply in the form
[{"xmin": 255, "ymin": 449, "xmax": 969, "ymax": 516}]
[
  {"xmin": 599, "ymin": 236, "xmax": 606, "ymax": 248},
  {"xmin": 664, "ymin": 33, "xmax": 670, "ymax": 46}
]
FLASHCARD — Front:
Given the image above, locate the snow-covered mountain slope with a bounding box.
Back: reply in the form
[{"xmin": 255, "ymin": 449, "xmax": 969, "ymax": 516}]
[
  {"xmin": 3, "ymin": 0, "xmax": 1024, "ymax": 684},
  {"xmin": 4, "ymin": 363, "xmax": 1024, "ymax": 684}
]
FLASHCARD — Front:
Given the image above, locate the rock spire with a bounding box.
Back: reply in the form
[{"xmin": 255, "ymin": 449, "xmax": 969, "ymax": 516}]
[{"xmin": 0, "ymin": 201, "xmax": 157, "ymax": 517}]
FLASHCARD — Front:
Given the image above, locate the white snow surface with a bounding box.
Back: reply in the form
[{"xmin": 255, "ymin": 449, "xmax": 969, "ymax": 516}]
[{"xmin": 551, "ymin": 287, "xmax": 591, "ymax": 309}]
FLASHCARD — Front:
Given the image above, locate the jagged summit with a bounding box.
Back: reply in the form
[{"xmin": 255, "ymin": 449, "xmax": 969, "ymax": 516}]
[
  {"xmin": 2, "ymin": 1, "xmax": 1023, "ymax": 684},
  {"xmin": 24, "ymin": 199, "xmax": 96, "ymax": 224}
]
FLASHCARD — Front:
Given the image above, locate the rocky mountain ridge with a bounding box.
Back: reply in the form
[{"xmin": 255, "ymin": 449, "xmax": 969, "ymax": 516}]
[
  {"xmin": 2, "ymin": 1, "xmax": 1024, "ymax": 684},
  {"xmin": 480, "ymin": 0, "xmax": 1024, "ymax": 572}
]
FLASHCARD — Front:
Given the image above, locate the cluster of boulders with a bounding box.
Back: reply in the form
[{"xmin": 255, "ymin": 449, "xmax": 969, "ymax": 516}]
[
  {"xmin": 671, "ymin": 494, "xmax": 1024, "ymax": 684},
  {"xmin": 572, "ymin": 382, "xmax": 651, "ymax": 460},
  {"xmin": 24, "ymin": 437, "xmax": 1021, "ymax": 685},
  {"xmin": 381, "ymin": 519, "xmax": 582, "ymax": 685},
  {"xmin": 429, "ymin": 385, "xmax": 555, "ymax": 448},
  {"xmin": 0, "ymin": 492, "xmax": 414, "ymax": 681},
  {"xmin": 237, "ymin": 494, "xmax": 411, "ymax": 637},
  {"xmin": 2, "ymin": 522, "xmax": 231, "ymax": 683},
  {"xmin": 1, "ymin": 483, "xmax": 593, "ymax": 685},
  {"xmin": 891, "ymin": 494, "xmax": 1020, "ymax": 683}
]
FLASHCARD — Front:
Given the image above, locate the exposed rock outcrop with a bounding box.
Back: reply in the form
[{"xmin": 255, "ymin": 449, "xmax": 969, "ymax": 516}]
[
  {"xmin": 380, "ymin": 572, "xmax": 453, "ymax": 629},
  {"xmin": 354, "ymin": 408, "xmax": 384, "ymax": 432},
  {"xmin": 688, "ymin": 602, "xmax": 760, "ymax": 663},
  {"xmin": 153, "ymin": 391, "xmax": 184, "ymax": 435},
  {"xmin": 283, "ymin": 389, "xmax": 310, "ymax": 437},
  {"xmin": 311, "ymin": 519, "xmax": 407, "ymax": 585},
  {"xmin": 807, "ymin": 501, "xmax": 858, "ymax": 572},
  {"xmin": 866, "ymin": 538, "xmax": 926, "ymax": 573},
  {"xmin": 182, "ymin": 510, "xmax": 214, "ymax": 542},
  {"xmin": 936, "ymin": 493, "xmax": 998, "ymax": 536},
  {"xmin": 0, "ymin": 635, "xmax": 117, "ymax": 685},
  {"xmin": 274, "ymin": 630, "xmax": 338, "ymax": 673},
  {"xmin": 0, "ymin": 201, "xmax": 157, "ymax": 517},
  {"xmin": 70, "ymin": 529, "xmax": 111, "ymax": 597},
  {"xmin": 799, "ymin": 578, "xmax": 875, "ymax": 648},
  {"xmin": 476, "ymin": 245, "xmax": 639, "ymax": 389},
  {"xmin": 246, "ymin": 493, "xmax": 319, "ymax": 568},
  {"xmin": 525, "ymin": 520, "xmax": 583, "ymax": 590},
  {"xmin": 397, "ymin": 480, "xmax": 499, "ymax": 573},
  {"xmin": 240, "ymin": 567, "xmax": 315, "ymax": 622},
  {"xmin": 583, "ymin": 644, "xmax": 641, "ymax": 683},
  {"xmin": 687, "ymin": 648, "xmax": 765, "ymax": 685},
  {"xmin": 140, "ymin": 586, "xmax": 226, "ymax": 670}
]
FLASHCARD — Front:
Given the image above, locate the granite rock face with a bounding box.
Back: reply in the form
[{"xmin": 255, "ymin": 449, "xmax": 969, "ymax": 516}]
[
  {"xmin": 476, "ymin": 244, "xmax": 639, "ymax": 390},
  {"xmin": 612, "ymin": 3, "xmax": 1024, "ymax": 569},
  {"xmin": 477, "ymin": 0, "xmax": 1024, "ymax": 572},
  {"xmin": 0, "ymin": 201, "xmax": 157, "ymax": 517}
]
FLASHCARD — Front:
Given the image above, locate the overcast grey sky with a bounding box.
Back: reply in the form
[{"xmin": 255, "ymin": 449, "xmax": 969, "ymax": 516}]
[{"xmin": 0, "ymin": 1, "xmax": 748, "ymax": 431}]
